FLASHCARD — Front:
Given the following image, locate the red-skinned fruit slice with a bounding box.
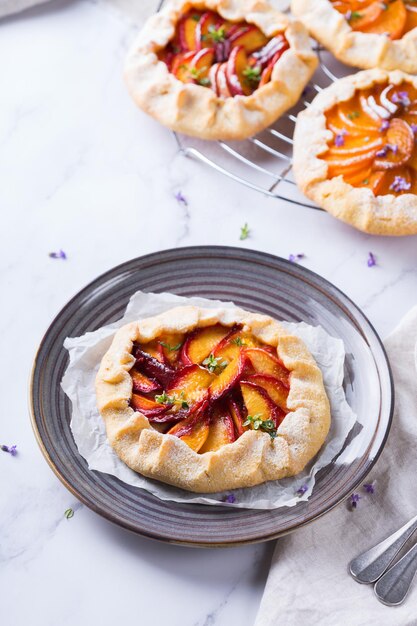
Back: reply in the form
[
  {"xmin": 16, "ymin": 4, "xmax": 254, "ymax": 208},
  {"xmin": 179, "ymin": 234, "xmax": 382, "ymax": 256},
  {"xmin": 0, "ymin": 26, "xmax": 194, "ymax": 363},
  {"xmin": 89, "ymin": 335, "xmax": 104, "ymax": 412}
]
[
  {"xmin": 209, "ymin": 62, "xmax": 222, "ymax": 95},
  {"xmin": 251, "ymin": 35, "xmax": 288, "ymax": 68},
  {"xmin": 245, "ymin": 374, "xmax": 288, "ymax": 411},
  {"xmin": 195, "ymin": 11, "xmax": 218, "ymax": 49},
  {"xmin": 229, "ymin": 24, "xmax": 268, "ymax": 53},
  {"xmin": 216, "ymin": 62, "xmax": 232, "ymax": 98},
  {"xmin": 180, "ymin": 324, "xmax": 231, "ymax": 365},
  {"xmin": 240, "ymin": 381, "xmax": 285, "ymax": 428},
  {"xmin": 210, "ymin": 351, "xmax": 246, "ymax": 401},
  {"xmin": 131, "ymin": 393, "xmax": 172, "ymax": 418},
  {"xmin": 189, "ymin": 47, "xmax": 215, "ymax": 82},
  {"xmin": 135, "ymin": 341, "xmax": 165, "ymax": 363},
  {"xmin": 167, "ymin": 399, "xmax": 210, "ymax": 451},
  {"xmin": 178, "ymin": 13, "xmax": 199, "ymax": 51},
  {"xmin": 200, "ymin": 405, "xmax": 236, "ymax": 452},
  {"xmin": 158, "ymin": 333, "xmax": 185, "ymax": 366},
  {"xmin": 172, "ymin": 51, "xmax": 197, "ymax": 82},
  {"xmin": 244, "ymin": 348, "xmax": 289, "ymax": 385},
  {"xmin": 166, "ymin": 364, "xmax": 214, "ymax": 406},
  {"xmin": 134, "ymin": 349, "xmax": 174, "ymax": 386},
  {"xmin": 131, "ymin": 369, "xmax": 161, "ymax": 394},
  {"xmin": 228, "ymin": 397, "xmax": 246, "ymax": 437},
  {"xmin": 226, "ymin": 46, "xmax": 252, "ymax": 96}
]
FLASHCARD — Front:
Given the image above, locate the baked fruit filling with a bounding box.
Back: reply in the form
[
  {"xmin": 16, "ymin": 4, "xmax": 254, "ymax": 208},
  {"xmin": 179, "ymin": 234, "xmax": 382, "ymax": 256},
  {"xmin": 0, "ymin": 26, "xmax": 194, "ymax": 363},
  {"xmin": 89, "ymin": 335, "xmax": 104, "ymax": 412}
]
[
  {"xmin": 158, "ymin": 9, "xmax": 289, "ymax": 97},
  {"xmin": 129, "ymin": 324, "xmax": 290, "ymax": 453},
  {"xmin": 332, "ymin": 0, "xmax": 417, "ymax": 39},
  {"xmin": 321, "ymin": 81, "xmax": 417, "ymax": 194}
]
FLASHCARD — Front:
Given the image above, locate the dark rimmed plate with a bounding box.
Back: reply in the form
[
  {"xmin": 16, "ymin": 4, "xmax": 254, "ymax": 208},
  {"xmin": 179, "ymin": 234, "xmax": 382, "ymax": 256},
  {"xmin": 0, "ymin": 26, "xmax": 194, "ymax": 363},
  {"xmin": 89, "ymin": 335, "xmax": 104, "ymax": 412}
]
[{"xmin": 30, "ymin": 246, "xmax": 394, "ymax": 546}]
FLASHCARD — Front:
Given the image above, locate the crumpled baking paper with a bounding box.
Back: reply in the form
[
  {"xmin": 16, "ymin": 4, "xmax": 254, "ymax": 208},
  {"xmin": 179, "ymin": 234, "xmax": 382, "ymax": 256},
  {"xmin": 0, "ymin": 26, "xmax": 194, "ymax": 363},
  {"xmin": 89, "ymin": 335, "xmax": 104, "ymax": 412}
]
[{"xmin": 61, "ymin": 291, "xmax": 357, "ymax": 509}]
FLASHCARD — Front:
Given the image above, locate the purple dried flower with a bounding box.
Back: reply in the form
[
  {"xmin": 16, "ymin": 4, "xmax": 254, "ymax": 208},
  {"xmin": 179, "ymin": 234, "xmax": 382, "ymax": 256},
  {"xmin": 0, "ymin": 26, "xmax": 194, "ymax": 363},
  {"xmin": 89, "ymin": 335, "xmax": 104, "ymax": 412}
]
[
  {"xmin": 49, "ymin": 249, "xmax": 67, "ymax": 260},
  {"xmin": 224, "ymin": 494, "xmax": 236, "ymax": 503},
  {"xmin": 349, "ymin": 493, "xmax": 361, "ymax": 509},
  {"xmin": 411, "ymin": 123, "xmax": 417, "ymax": 135},
  {"xmin": 345, "ymin": 9, "xmax": 352, "ymax": 20},
  {"xmin": 387, "ymin": 143, "xmax": 398, "ymax": 155},
  {"xmin": 367, "ymin": 252, "xmax": 377, "ymax": 267},
  {"xmin": 296, "ymin": 484, "xmax": 308, "ymax": 496},
  {"xmin": 392, "ymin": 91, "xmax": 411, "ymax": 107},
  {"xmin": 1, "ymin": 444, "xmax": 17, "ymax": 456},
  {"xmin": 334, "ymin": 132, "xmax": 347, "ymax": 147},
  {"xmin": 363, "ymin": 482, "xmax": 376, "ymax": 494},
  {"xmin": 174, "ymin": 191, "xmax": 188, "ymax": 206},
  {"xmin": 289, "ymin": 253, "xmax": 305, "ymax": 263},
  {"xmin": 390, "ymin": 176, "xmax": 411, "ymax": 193},
  {"xmin": 375, "ymin": 146, "xmax": 388, "ymax": 158},
  {"xmin": 379, "ymin": 120, "xmax": 390, "ymax": 132}
]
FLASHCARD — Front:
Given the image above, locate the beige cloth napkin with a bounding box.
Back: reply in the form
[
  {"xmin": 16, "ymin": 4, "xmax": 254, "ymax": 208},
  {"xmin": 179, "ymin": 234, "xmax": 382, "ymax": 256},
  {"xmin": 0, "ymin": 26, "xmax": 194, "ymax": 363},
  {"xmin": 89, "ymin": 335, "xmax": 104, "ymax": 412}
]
[{"xmin": 255, "ymin": 306, "xmax": 417, "ymax": 626}]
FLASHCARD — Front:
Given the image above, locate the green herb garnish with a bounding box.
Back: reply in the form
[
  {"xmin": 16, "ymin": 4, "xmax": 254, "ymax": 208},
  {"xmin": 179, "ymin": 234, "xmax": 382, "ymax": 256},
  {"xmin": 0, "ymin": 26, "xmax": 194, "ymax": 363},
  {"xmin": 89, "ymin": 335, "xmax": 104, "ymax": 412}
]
[
  {"xmin": 202, "ymin": 353, "xmax": 228, "ymax": 373},
  {"xmin": 64, "ymin": 508, "xmax": 74, "ymax": 519},
  {"xmin": 232, "ymin": 336, "xmax": 245, "ymax": 347},
  {"xmin": 155, "ymin": 391, "xmax": 189, "ymax": 409},
  {"xmin": 242, "ymin": 65, "xmax": 261, "ymax": 84},
  {"xmin": 207, "ymin": 24, "xmax": 226, "ymax": 43},
  {"xmin": 240, "ymin": 222, "xmax": 250, "ymax": 240},
  {"xmin": 349, "ymin": 10, "xmax": 363, "ymax": 21},
  {"xmin": 362, "ymin": 178, "xmax": 370, "ymax": 185},
  {"xmin": 189, "ymin": 66, "xmax": 211, "ymax": 86},
  {"xmin": 191, "ymin": 13, "xmax": 201, "ymax": 21},
  {"xmin": 243, "ymin": 414, "xmax": 277, "ymax": 438},
  {"xmin": 347, "ymin": 111, "xmax": 360, "ymax": 120},
  {"xmin": 159, "ymin": 341, "xmax": 182, "ymax": 352}
]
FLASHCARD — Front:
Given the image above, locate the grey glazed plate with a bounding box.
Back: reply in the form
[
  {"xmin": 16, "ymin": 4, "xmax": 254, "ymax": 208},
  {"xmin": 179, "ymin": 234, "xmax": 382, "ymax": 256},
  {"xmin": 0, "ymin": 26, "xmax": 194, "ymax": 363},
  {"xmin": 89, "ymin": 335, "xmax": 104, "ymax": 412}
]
[{"xmin": 30, "ymin": 246, "xmax": 393, "ymax": 546}]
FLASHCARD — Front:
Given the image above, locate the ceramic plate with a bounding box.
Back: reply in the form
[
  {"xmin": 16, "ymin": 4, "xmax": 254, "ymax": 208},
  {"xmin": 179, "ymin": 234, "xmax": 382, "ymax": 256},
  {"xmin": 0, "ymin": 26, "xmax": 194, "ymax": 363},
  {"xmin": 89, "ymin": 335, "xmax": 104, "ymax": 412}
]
[{"xmin": 30, "ymin": 246, "xmax": 393, "ymax": 546}]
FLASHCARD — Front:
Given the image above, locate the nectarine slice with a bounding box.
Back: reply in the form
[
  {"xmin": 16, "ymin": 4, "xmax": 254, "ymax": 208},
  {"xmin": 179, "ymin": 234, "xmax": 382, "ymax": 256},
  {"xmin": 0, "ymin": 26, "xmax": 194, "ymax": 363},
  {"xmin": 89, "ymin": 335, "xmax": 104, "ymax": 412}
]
[
  {"xmin": 244, "ymin": 348, "xmax": 289, "ymax": 385},
  {"xmin": 134, "ymin": 348, "xmax": 174, "ymax": 386},
  {"xmin": 168, "ymin": 414, "xmax": 209, "ymax": 451},
  {"xmin": 131, "ymin": 393, "xmax": 171, "ymax": 417},
  {"xmin": 178, "ymin": 13, "xmax": 199, "ymax": 51},
  {"xmin": 229, "ymin": 25, "xmax": 268, "ymax": 53},
  {"xmin": 240, "ymin": 381, "xmax": 284, "ymax": 428},
  {"xmin": 158, "ymin": 333, "xmax": 185, "ymax": 365},
  {"xmin": 166, "ymin": 364, "xmax": 214, "ymax": 406},
  {"xmin": 195, "ymin": 11, "xmax": 218, "ymax": 49},
  {"xmin": 245, "ymin": 374, "xmax": 289, "ymax": 410},
  {"xmin": 226, "ymin": 45, "xmax": 252, "ymax": 96},
  {"xmin": 200, "ymin": 406, "xmax": 236, "ymax": 452},
  {"xmin": 131, "ymin": 369, "xmax": 161, "ymax": 394},
  {"xmin": 181, "ymin": 324, "xmax": 231, "ymax": 365},
  {"xmin": 228, "ymin": 398, "xmax": 246, "ymax": 437},
  {"xmin": 210, "ymin": 352, "xmax": 246, "ymax": 401}
]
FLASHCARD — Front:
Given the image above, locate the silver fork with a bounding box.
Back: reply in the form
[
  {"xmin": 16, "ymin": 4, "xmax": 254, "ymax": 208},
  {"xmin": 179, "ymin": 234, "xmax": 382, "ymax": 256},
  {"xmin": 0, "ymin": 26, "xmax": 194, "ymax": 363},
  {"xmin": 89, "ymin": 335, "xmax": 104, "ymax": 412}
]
[{"xmin": 349, "ymin": 514, "xmax": 417, "ymax": 605}]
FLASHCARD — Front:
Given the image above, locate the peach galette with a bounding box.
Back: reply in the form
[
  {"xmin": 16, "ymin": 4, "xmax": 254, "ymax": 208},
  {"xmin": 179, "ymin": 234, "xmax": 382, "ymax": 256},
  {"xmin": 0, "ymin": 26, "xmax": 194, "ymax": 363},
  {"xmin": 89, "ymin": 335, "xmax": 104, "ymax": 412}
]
[
  {"xmin": 96, "ymin": 306, "xmax": 330, "ymax": 493},
  {"xmin": 291, "ymin": 0, "xmax": 417, "ymax": 73},
  {"xmin": 293, "ymin": 70, "xmax": 417, "ymax": 235},
  {"xmin": 124, "ymin": 0, "xmax": 317, "ymax": 140}
]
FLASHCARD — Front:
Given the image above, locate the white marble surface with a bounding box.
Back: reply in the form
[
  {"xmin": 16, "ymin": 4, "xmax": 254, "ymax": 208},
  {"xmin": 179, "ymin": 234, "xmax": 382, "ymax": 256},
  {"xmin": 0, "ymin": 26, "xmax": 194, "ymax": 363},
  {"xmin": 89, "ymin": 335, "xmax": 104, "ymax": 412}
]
[{"xmin": 1, "ymin": 1, "xmax": 417, "ymax": 625}]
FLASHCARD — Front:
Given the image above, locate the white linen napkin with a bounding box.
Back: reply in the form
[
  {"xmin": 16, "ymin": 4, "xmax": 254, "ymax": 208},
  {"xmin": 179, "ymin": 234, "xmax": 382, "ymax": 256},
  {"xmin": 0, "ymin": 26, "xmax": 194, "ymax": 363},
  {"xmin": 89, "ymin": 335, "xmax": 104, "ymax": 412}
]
[{"xmin": 255, "ymin": 306, "xmax": 417, "ymax": 626}]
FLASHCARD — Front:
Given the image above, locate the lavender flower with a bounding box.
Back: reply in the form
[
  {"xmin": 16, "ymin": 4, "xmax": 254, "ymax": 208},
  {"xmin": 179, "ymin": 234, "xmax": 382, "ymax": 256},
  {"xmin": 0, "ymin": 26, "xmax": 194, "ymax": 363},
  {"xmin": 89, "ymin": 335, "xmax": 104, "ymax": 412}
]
[
  {"xmin": 411, "ymin": 123, "xmax": 417, "ymax": 136},
  {"xmin": 296, "ymin": 484, "xmax": 309, "ymax": 496},
  {"xmin": 387, "ymin": 143, "xmax": 398, "ymax": 155},
  {"xmin": 363, "ymin": 482, "xmax": 376, "ymax": 494},
  {"xmin": 345, "ymin": 9, "xmax": 352, "ymax": 20},
  {"xmin": 349, "ymin": 493, "xmax": 361, "ymax": 510},
  {"xmin": 1, "ymin": 444, "xmax": 17, "ymax": 456},
  {"xmin": 375, "ymin": 146, "xmax": 387, "ymax": 158},
  {"xmin": 174, "ymin": 191, "xmax": 188, "ymax": 206},
  {"xmin": 289, "ymin": 253, "xmax": 305, "ymax": 263},
  {"xmin": 390, "ymin": 176, "xmax": 411, "ymax": 193},
  {"xmin": 379, "ymin": 120, "xmax": 390, "ymax": 132},
  {"xmin": 224, "ymin": 494, "xmax": 236, "ymax": 503},
  {"xmin": 367, "ymin": 252, "xmax": 377, "ymax": 267},
  {"xmin": 334, "ymin": 129, "xmax": 347, "ymax": 147},
  {"xmin": 392, "ymin": 91, "xmax": 411, "ymax": 107},
  {"xmin": 49, "ymin": 250, "xmax": 67, "ymax": 260}
]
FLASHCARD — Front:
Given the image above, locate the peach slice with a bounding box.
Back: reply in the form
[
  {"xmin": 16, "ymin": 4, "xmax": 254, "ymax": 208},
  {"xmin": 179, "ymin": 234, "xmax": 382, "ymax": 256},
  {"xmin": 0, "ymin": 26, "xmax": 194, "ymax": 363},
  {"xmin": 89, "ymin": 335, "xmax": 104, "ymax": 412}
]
[
  {"xmin": 361, "ymin": 0, "xmax": 406, "ymax": 38},
  {"xmin": 226, "ymin": 46, "xmax": 252, "ymax": 96},
  {"xmin": 240, "ymin": 381, "xmax": 285, "ymax": 428},
  {"xmin": 178, "ymin": 13, "xmax": 200, "ymax": 51},
  {"xmin": 216, "ymin": 62, "xmax": 232, "ymax": 98},
  {"xmin": 210, "ymin": 352, "xmax": 246, "ymax": 401},
  {"xmin": 189, "ymin": 47, "xmax": 215, "ymax": 83},
  {"xmin": 134, "ymin": 349, "xmax": 174, "ymax": 386},
  {"xmin": 338, "ymin": 104, "xmax": 380, "ymax": 132},
  {"xmin": 327, "ymin": 136, "xmax": 383, "ymax": 157},
  {"xmin": 166, "ymin": 364, "xmax": 214, "ymax": 406},
  {"xmin": 181, "ymin": 324, "xmax": 231, "ymax": 365},
  {"xmin": 195, "ymin": 11, "xmax": 218, "ymax": 49},
  {"xmin": 245, "ymin": 374, "xmax": 289, "ymax": 411},
  {"xmin": 348, "ymin": 1, "xmax": 384, "ymax": 31},
  {"xmin": 131, "ymin": 393, "xmax": 171, "ymax": 418},
  {"xmin": 374, "ymin": 118, "xmax": 415, "ymax": 169},
  {"xmin": 326, "ymin": 152, "xmax": 377, "ymax": 178},
  {"xmin": 244, "ymin": 348, "xmax": 289, "ymax": 385},
  {"xmin": 200, "ymin": 406, "xmax": 236, "ymax": 452},
  {"xmin": 172, "ymin": 51, "xmax": 197, "ymax": 82},
  {"xmin": 405, "ymin": 3, "xmax": 417, "ymax": 33},
  {"xmin": 131, "ymin": 369, "xmax": 161, "ymax": 394},
  {"xmin": 258, "ymin": 48, "xmax": 286, "ymax": 87},
  {"xmin": 158, "ymin": 333, "xmax": 185, "ymax": 366},
  {"xmin": 168, "ymin": 400, "xmax": 210, "ymax": 451},
  {"xmin": 229, "ymin": 25, "xmax": 268, "ymax": 53},
  {"xmin": 228, "ymin": 398, "xmax": 246, "ymax": 437}
]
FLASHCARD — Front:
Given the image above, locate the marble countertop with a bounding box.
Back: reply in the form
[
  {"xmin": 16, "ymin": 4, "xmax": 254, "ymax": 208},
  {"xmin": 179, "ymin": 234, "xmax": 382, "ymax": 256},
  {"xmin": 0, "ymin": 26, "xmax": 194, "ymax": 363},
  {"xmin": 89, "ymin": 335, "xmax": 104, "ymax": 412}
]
[{"xmin": 1, "ymin": 1, "xmax": 417, "ymax": 625}]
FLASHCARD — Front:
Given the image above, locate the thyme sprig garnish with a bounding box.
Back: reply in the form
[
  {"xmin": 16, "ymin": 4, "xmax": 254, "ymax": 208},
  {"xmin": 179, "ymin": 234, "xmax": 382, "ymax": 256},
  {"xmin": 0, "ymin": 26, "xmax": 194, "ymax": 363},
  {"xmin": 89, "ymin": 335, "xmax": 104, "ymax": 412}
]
[
  {"xmin": 203, "ymin": 353, "xmax": 228, "ymax": 373},
  {"xmin": 155, "ymin": 391, "xmax": 189, "ymax": 409},
  {"xmin": 232, "ymin": 336, "xmax": 246, "ymax": 347},
  {"xmin": 240, "ymin": 222, "xmax": 250, "ymax": 240},
  {"xmin": 207, "ymin": 24, "xmax": 226, "ymax": 43},
  {"xmin": 242, "ymin": 65, "xmax": 261, "ymax": 85},
  {"xmin": 64, "ymin": 508, "xmax": 74, "ymax": 519},
  {"xmin": 243, "ymin": 414, "xmax": 277, "ymax": 438},
  {"xmin": 159, "ymin": 341, "xmax": 182, "ymax": 352}
]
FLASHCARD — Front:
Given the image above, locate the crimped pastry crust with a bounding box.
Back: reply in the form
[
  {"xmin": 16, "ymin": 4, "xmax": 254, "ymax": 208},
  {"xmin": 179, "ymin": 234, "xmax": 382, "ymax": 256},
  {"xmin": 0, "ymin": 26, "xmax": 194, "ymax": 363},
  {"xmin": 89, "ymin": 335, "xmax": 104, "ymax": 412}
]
[
  {"xmin": 293, "ymin": 69, "xmax": 417, "ymax": 236},
  {"xmin": 124, "ymin": 0, "xmax": 317, "ymax": 140},
  {"xmin": 291, "ymin": 0, "xmax": 417, "ymax": 73},
  {"xmin": 95, "ymin": 306, "xmax": 331, "ymax": 493}
]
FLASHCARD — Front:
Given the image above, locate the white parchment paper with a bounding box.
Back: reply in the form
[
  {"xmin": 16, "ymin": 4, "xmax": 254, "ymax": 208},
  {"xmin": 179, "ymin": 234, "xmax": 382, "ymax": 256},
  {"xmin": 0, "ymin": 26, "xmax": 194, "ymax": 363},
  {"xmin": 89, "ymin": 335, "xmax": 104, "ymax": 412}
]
[{"xmin": 61, "ymin": 291, "xmax": 357, "ymax": 509}]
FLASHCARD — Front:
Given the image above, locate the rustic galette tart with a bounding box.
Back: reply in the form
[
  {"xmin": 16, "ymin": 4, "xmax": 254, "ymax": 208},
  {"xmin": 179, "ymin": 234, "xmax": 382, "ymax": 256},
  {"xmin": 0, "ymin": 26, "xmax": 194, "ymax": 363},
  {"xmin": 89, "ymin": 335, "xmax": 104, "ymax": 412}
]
[
  {"xmin": 293, "ymin": 70, "xmax": 417, "ymax": 235},
  {"xmin": 291, "ymin": 0, "xmax": 417, "ymax": 73},
  {"xmin": 95, "ymin": 306, "xmax": 330, "ymax": 493},
  {"xmin": 124, "ymin": 0, "xmax": 317, "ymax": 140}
]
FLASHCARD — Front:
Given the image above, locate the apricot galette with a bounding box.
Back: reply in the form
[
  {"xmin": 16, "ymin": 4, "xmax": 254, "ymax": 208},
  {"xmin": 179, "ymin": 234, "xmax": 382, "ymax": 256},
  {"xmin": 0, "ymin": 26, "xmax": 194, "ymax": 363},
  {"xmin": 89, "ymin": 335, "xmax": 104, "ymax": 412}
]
[
  {"xmin": 293, "ymin": 70, "xmax": 417, "ymax": 235},
  {"xmin": 291, "ymin": 0, "xmax": 417, "ymax": 73},
  {"xmin": 95, "ymin": 306, "xmax": 330, "ymax": 493},
  {"xmin": 124, "ymin": 0, "xmax": 317, "ymax": 140}
]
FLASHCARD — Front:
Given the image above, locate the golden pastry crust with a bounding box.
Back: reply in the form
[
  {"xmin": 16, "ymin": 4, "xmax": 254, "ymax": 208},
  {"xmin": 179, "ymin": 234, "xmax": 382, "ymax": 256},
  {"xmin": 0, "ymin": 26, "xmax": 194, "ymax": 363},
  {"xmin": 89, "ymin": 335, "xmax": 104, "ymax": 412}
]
[
  {"xmin": 293, "ymin": 69, "xmax": 417, "ymax": 236},
  {"xmin": 124, "ymin": 0, "xmax": 317, "ymax": 140},
  {"xmin": 95, "ymin": 305, "xmax": 331, "ymax": 493},
  {"xmin": 291, "ymin": 0, "xmax": 417, "ymax": 73}
]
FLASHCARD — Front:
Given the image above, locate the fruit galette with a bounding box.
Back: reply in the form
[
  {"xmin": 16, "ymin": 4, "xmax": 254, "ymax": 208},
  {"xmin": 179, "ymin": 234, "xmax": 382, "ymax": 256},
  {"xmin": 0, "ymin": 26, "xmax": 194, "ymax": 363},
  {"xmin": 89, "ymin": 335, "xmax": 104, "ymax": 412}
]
[
  {"xmin": 124, "ymin": 0, "xmax": 317, "ymax": 140},
  {"xmin": 96, "ymin": 306, "xmax": 330, "ymax": 493},
  {"xmin": 291, "ymin": 0, "xmax": 417, "ymax": 73},
  {"xmin": 293, "ymin": 70, "xmax": 417, "ymax": 235}
]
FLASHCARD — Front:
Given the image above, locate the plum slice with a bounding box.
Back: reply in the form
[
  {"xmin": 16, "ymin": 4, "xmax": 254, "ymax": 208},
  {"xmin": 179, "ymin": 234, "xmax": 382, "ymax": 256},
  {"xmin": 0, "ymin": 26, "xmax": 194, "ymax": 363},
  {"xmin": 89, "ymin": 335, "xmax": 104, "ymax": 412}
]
[
  {"xmin": 131, "ymin": 369, "xmax": 161, "ymax": 394},
  {"xmin": 134, "ymin": 348, "xmax": 174, "ymax": 386}
]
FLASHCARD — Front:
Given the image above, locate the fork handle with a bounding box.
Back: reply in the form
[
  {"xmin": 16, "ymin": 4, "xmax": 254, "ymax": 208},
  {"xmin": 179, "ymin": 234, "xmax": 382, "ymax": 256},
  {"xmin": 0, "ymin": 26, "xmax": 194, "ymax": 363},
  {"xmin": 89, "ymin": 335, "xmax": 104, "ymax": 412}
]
[
  {"xmin": 349, "ymin": 514, "xmax": 417, "ymax": 584},
  {"xmin": 374, "ymin": 542, "xmax": 417, "ymax": 606}
]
